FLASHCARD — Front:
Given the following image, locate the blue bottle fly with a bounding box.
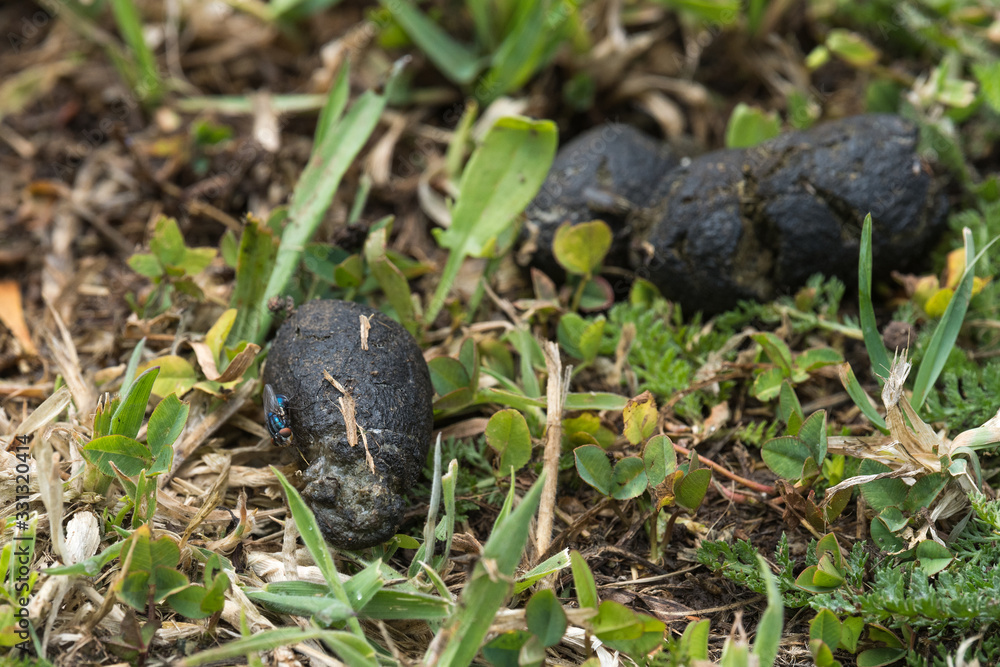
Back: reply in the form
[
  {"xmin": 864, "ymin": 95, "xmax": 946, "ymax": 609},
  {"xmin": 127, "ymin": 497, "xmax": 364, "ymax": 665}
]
[{"xmin": 263, "ymin": 383, "xmax": 293, "ymax": 448}]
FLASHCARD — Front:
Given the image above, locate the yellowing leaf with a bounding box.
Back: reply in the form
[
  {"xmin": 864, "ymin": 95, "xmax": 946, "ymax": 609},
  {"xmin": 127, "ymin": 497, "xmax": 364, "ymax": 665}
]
[
  {"xmin": 912, "ymin": 274, "xmax": 939, "ymax": 309},
  {"xmin": 622, "ymin": 391, "xmax": 658, "ymax": 445},
  {"xmin": 205, "ymin": 309, "xmax": 237, "ymax": 360},
  {"xmin": 137, "ymin": 356, "xmax": 198, "ymax": 398},
  {"xmin": 924, "ymin": 288, "xmax": 954, "ymax": 318},
  {"xmin": 552, "ymin": 220, "xmax": 613, "ymax": 276},
  {"xmin": 826, "ymin": 29, "xmax": 880, "ymax": 68},
  {"xmin": 943, "ymin": 248, "xmax": 967, "ymax": 290}
]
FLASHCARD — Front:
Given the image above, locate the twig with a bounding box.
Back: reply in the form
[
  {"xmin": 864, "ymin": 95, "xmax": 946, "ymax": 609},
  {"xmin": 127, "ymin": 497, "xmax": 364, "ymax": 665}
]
[
  {"xmin": 536, "ymin": 341, "xmax": 564, "ymax": 569},
  {"xmin": 672, "ymin": 442, "xmax": 776, "ymax": 495},
  {"xmin": 712, "ymin": 479, "xmax": 759, "ymax": 505}
]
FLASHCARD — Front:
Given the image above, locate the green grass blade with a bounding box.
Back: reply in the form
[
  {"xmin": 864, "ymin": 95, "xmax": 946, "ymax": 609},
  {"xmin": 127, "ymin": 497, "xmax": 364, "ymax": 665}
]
[
  {"xmin": 419, "ymin": 435, "xmax": 443, "ymax": 575},
  {"xmin": 838, "ymin": 363, "xmax": 888, "ymax": 433},
  {"xmin": 911, "ymin": 228, "xmax": 975, "ymax": 410},
  {"xmin": 313, "ymin": 64, "xmax": 350, "ymax": 149},
  {"xmin": 426, "ymin": 116, "xmax": 557, "ymax": 323},
  {"xmin": 227, "ymin": 214, "xmax": 281, "ymax": 347},
  {"xmin": 254, "ymin": 62, "xmax": 403, "ymax": 344},
  {"xmin": 119, "ymin": 337, "xmax": 146, "ymax": 399},
  {"xmin": 467, "ymin": 2, "xmax": 496, "ymax": 51},
  {"xmin": 112, "ymin": 366, "xmax": 160, "ymax": 439},
  {"xmin": 177, "ymin": 628, "xmax": 370, "ymax": 667},
  {"xmin": 438, "ymin": 459, "xmax": 458, "ymax": 571},
  {"xmin": 858, "ymin": 213, "xmax": 892, "ymax": 384},
  {"xmin": 514, "ymin": 327, "xmax": 541, "ymax": 398},
  {"xmin": 270, "ymin": 466, "xmax": 369, "ymax": 640},
  {"xmin": 108, "ymin": 0, "xmax": 163, "ymax": 105},
  {"xmin": 269, "ymin": 0, "xmax": 344, "ymax": 21},
  {"xmin": 478, "ymin": 1, "xmax": 550, "ymax": 105},
  {"xmin": 513, "ymin": 548, "xmax": 571, "ymax": 593},
  {"xmin": 378, "ymin": 0, "xmax": 482, "ymax": 84},
  {"xmin": 445, "ymin": 100, "xmax": 478, "ymax": 180},
  {"xmin": 358, "ymin": 588, "xmax": 452, "ymax": 620},
  {"xmin": 752, "ymin": 556, "xmax": 784, "ymax": 667},
  {"xmin": 364, "ymin": 221, "xmax": 417, "ymax": 333},
  {"xmin": 427, "ymin": 472, "xmax": 546, "ymax": 667}
]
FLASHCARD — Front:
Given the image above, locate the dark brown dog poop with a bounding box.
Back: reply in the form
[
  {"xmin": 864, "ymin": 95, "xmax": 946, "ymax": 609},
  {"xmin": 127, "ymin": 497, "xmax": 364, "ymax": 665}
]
[
  {"xmin": 263, "ymin": 300, "xmax": 434, "ymax": 550},
  {"xmin": 524, "ymin": 114, "xmax": 949, "ymax": 316},
  {"xmin": 522, "ymin": 124, "xmax": 680, "ymax": 280}
]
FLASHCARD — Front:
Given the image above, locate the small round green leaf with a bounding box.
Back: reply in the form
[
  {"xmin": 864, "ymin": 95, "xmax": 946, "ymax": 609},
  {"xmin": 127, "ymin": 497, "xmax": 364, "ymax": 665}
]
[
  {"xmin": 761, "ymin": 436, "xmax": 810, "ymax": 479},
  {"xmin": 428, "ymin": 356, "xmax": 471, "ymax": 396},
  {"xmin": 858, "ymin": 459, "xmax": 909, "ymax": 511},
  {"xmin": 857, "ymin": 648, "xmax": 908, "ymax": 667},
  {"xmin": 725, "ymin": 103, "xmax": 781, "ymax": 148},
  {"xmin": 552, "ymin": 220, "xmax": 612, "ymax": 276},
  {"xmin": 482, "ymin": 631, "xmax": 530, "ymax": 667},
  {"xmin": 485, "ymin": 409, "xmax": 532, "ymax": 474},
  {"xmin": 675, "ymin": 468, "xmax": 711, "ymax": 513},
  {"xmin": 808, "ymin": 638, "xmax": 837, "ymax": 667},
  {"xmin": 643, "ymin": 435, "xmax": 676, "ymax": 488},
  {"xmin": 840, "ymin": 617, "xmax": 864, "ymax": 653},
  {"xmin": 810, "ymin": 609, "xmax": 842, "ymax": 651},
  {"xmin": 570, "ymin": 550, "xmax": 598, "ymax": 610},
  {"xmin": 915, "ymin": 540, "xmax": 954, "ymax": 576},
  {"xmin": 611, "ymin": 457, "xmax": 648, "ymax": 500},
  {"xmin": 574, "ymin": 445, "xmax": 612, "ymax": 496},
  {"xmin": 127, "ymin": 253, "xmax": 163, "ymax": 278},
  {"xmin": 334, "ymin": 254, "xmax": 364, "ymax": 288},
  {"xmin": 137, "ymin": 356, "xmax": 197, "ymax": 399},
  {"xmin": 82, "ymin": 435, "xmax": 153, "ymax": 477},
  {"xmin": 869, "ymin": 516, "xmax": 905, "ymax": 553},
  {"xmin": 525, "ymin": 589, "xmax": 567, "ymax": 647},
  {"xmin": 557, "ymin": 313, "xmax": 605, "ymax": 362},
  {"xmin": 752, "ymin": 367, "xmax": 786, "ymax": 402},
  {"xmin": 826, "ymin": 29, "xmax": 881, "ymax": 68}
]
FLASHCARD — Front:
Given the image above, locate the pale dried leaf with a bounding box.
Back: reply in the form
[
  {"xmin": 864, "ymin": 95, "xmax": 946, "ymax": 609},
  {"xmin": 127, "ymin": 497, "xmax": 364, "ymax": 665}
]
[
  {"xmin": 222, "ymin": 581, "xmax": 275, "ymax": 635},
  {"xmin": 44, "ymin": 302, "xmax": 94, "ymax": 416},
  {"xmin": 824, "ymin": 467, "xmax": 921, "ymax": 497},
  {"xmin": 417, "ymin": 155, "xmax": 452, "ymax": 228},
  {"xmin": 189, "ymin": 340, "xmax": 261, "ymax": 382},
  {"xmin": 879, "ymin": 352, "xmax": 945, "ymax": 471},
  {"xmin": 64, "ymin": 511, "xmax": 100, "ymax": 566},
  {"xmin": 367, "ymin": 112, "xmax": 407, "ymax": 187},
  {"xmin": 433, "ymin": 417, "xmax": 489, "ymax": 441},
  {"xmin": 950, "ymin": 408, "xmax": 1000, "ymax": 452},
  {"xmin": 635, "ymin": 90, "xmax": 685, "ymax": 139},
  {"xmin": 247, "ymin": 552, "xmax": 327, "ymax": 585},
  {"xmin": 252, "ymin": 92, "xmax": 281, "ymax": 153},
  {"xmin": 36, "ymin": 430, "xmax": 66, "ymax": 560},
  {"xmin": 537, "ymin": 340, "xmax": 564, "ymax": 562},
  {"xmin": 14, "ymin": 386, "xmax": 71, "ymax": 439}
]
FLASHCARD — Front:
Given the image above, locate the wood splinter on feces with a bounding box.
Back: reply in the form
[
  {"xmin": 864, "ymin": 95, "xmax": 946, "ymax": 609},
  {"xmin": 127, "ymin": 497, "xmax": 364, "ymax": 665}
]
[{"xmin": 323, "ymin": 369, "xmax": 375, "ymax": 475}]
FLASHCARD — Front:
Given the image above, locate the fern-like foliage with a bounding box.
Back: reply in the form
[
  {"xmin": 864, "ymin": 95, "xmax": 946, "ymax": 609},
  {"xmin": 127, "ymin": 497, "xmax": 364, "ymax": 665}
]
[
  {"xmin": 735, "ymin": 420, "xmax": 781, "ymax": 448},
  {"xmin": 923, "ymin": 359, "xmax": 1000, "ymax": 432},
  {"xmin": 598, "ymin": 299, "xmax": 734, "ymax": 420},
  {"xmin": 697, "ymin": 533, "xmax": 814, "ymax": 607}
]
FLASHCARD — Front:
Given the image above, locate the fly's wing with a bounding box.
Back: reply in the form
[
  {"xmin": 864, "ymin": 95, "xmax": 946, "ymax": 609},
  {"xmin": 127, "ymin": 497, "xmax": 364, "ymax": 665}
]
[{"xmin": 263, "ymin": 383, "xmax": 280, "ymax": 416}]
